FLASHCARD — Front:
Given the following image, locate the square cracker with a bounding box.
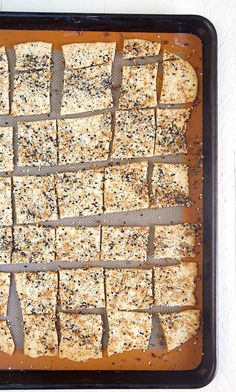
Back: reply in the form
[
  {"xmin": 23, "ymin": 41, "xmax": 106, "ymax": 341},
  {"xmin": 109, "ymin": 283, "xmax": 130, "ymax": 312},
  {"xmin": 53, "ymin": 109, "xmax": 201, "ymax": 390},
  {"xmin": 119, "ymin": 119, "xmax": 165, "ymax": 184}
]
[
  {"xmin": 59, "ymin": 312, "xmax": 103, "ymax": 362},
  {"xmin": 154, "ymin": 223, "xmax": 196, "ymax": 260},
  {"xmin": 61, "ymin": 63, "xmax": 113, "ymax": 115},
  {"xmin": 14, "ymin": 175, "xmax": 57, "ymax": 224},
  {"xmin": 155, "ymin": 108, "xmax": 192, "ymax": 155},
  {"xmin": 0, "ymin": 47, "xmax": 9, "ymax": 115},
  {"xmin": 11, "ymin": 70, "xmax": 50, "ymax": 116},
  {"xmin": 0, "ymin": 177, "xmax": 12, "ymax": 227},
  {"xmin": 123, "ymin": 38, "xmax": 161, "ymax": 59},
  {"xmin": 24, "ymin": 315, "xmax": 58, "ymax": 358},
  {"xmin": 151, "ymin": 163, "xmax": 190, "ymax": 208},
  {"xmin": 0, "ymin": 320, "xmax": 15, "ymax": 356},
  {"xmin": 107, "ymin": 311, "xmax": 152, "ymax": 356},
  {"xmin": 12, "ymin": 225, "xmax": 55, "ymax": 264},
  {"xmin": 0, "ymin": 272, "xmax": 10, "ymax": 316},
  {"xmin": 159, "ymin": 310, "xmax": 200, "ymax": 351},
  {"xmin": 17, "ymin": 120, "xmax": 57, "ymax": 167},
  {"xmin": 56, "ymin": 169, "xmax": 103, "ymax": 219},
  {"xmin": 56, "ymin": 226, "xmax": 100, "ymax": 262},
  {"xmin": 154, "ymin": 263, "xmax": 197, "ymax": 306},
  {"xmin": 0, "ymin": 227, "xmax": 12, "ymax": 264},
  {"xmin": 106, "ymin": 268, "xmax": 153, "ymax": 310},
  {"xmin": 111, "ymin": 109, "xmax": 156, "ymax": 159},
  {"xmin": 58, "ymin": 113, "xmax": 112, "ymax": 165},
  {"xmin": 15, "ymin": 271, "xmax": 58, "ymax": 316},
  {"xmin": 101, "ymin": 226, "xmax": 149, "ymax": 261},
  {"xmin": 59, "ymin": 268, "xmax": 105, "ymax": 310},
  {"xmin": 160, "ymin": 50, "xmax": 198, "ymax": 104},
  {"xmin": 0, "ymin": 127, "xmax": 14, "ymax": 172},
  {"xmin": 14, "ymin": 41, "xmax": 52, "ymax": 71},
  {"xmin": 104, "ymin": 162, "xmax": 149, "ymax": 213},
  {"xmin": 119, "ymin": 64, "xmax": 157, "ymax": 109},
  {"xmin": 62, "ymin": 42, "xmax": 116, "ymax": 69}
]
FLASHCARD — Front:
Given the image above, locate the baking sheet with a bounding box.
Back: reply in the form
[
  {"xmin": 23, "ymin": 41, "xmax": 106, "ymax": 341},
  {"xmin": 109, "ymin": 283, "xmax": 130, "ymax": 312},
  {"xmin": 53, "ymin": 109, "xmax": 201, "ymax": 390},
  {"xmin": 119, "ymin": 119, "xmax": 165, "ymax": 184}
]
[{"xmin": 0, "ymin": 30, "xmax": 203, "ymax": 371}]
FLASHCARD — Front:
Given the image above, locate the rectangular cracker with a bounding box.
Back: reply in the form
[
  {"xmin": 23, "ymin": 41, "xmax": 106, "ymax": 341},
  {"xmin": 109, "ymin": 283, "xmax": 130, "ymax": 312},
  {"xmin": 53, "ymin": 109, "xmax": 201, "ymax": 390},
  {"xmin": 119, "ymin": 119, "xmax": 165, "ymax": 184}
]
[
  {"xmin": 107, "ymin": 311, "xmax": 152, "ymax": 356},
  {"xmin": 154, "ymin": 263, "xmax": 197, "ymax": 306},
  {"xmin": 59, "ymin": 312, "xmax": 103, "ymax": 362},
  {"xmin": 15, "ymin": 271, "xmax": 58, "ymax": 316},
  {"xmin": 155, "ymin": 108, "xmax": 192, "ymax": 155},
  {"xmin": 0, "ymin": 227, "xmax": 12, "ymax": 264},
  {"xmin": 59, "ymin": 268, "xmax": 105, "ymax": 310},
  {"xmin": 11, "ymin": 70, "xmax": 50, "ymax": 116},
  {"xmin": 0, "ymin": 177, "xmax": 12, "ymax": 227},
  {"xmin": 56, "ymin": 226, "xmax": 100, "ymax": 262},
  {"xmin": 0, "ymin": 46, "xmax": 9, "ymax": 73},
  {"xmin": 58, "ymin": 113, "xmax": 112, "ymax": 165},
  {"xmin": 0, "ymin": 127, "xmax": 14, "ymax": 172},
  {"xmin": 0, "ymin": 320, "xmax": 15, "ymax": 356},
  {"xmin": 123, "ymin": 38, "xmax": 161, "ymax": 59},
  {"xmin": 105, "ymin": 268, "xmax": 153, "ymax": 310},
  {"xmin": 14, "ymin": 41, "xmax": 52, "ymax": 71},
  {"xmin": 23, "ymin": 315, "xmax": 58, "ymax": 358},
  {"xmin": 101, "ymin": 226, "xmax": 149, "ymax": 261},
  {"xmin": 111, "ymin": 109, "xmax": 156, "ymax": 159},
  {"xmin": 56, "ymin": 169, "xmax": 103, "ymax": 219},
  {"xmin": 159, "ymin": 310, "xmax": 201, "ymax": 351},
  {"xmin": 17, "ymin": 120, "xmax": 57, "ymax": 167},
  {"xmin": 151, "ymin": 163, "xmax": 190, "ymax": 208},
  {"xmin": 154, "ymin": 223, "xmax": 196, "ymax": 260},
  {"xmin": 0, "ymin": 272, "xmax": 10, "ymax": 316},
  {"xmin": 62, "ymin": 42, "xmax": 116, "ymax": 69},
  {"xmin": 12, "ymin": 225, "xmax": 55, "ymax": 264},
  {"xmin": 119, "ymin": 64, "xmax": 157, "ymax": 109},
  {"xmin": 14, "ymin": 175, "xmax": 57, "ymax": 224},
  {"xmin": 0, "ymin": 47, "xmax": 9, "ymax": 115},
  {"xmin": 61, "ymin": 63, "xmax": 113, "ymax": 115},
  {"xmin": 104, "ymin": 162, "xmax": 148, "ymax": 213},
  {"xmin": 160, "ymin": 50, "xmax": 198, "ymax": 104}
]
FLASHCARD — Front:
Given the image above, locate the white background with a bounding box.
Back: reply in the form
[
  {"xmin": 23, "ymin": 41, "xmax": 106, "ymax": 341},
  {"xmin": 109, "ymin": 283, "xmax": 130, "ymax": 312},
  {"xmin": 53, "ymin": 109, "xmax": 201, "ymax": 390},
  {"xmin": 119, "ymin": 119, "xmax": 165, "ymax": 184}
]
[{"xmin": 1, "ymin": 0, "xmax": 236, "ymax": 391}]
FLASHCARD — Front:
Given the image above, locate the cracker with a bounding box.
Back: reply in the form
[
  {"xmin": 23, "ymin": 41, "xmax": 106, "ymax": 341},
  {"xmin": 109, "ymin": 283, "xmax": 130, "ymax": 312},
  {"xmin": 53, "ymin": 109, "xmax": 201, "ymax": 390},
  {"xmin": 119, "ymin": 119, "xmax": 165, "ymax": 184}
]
[
  {"xmin": 154, "ymin": 263, "xmax": 197, "ymax": 306},
  {"xmin": 0, "ymin": 177, "xmax": 12, "ymax": 227},
  {"xmin": 24, "ymin": 315, "xmax": 58, "ymax": 358},
  {"xmin": 58, "ymin": 113, "xmax": 112, "ymax": 165},
  {"xmin": 106, "ymin": 268, "xmax": 153, "ymax": 310},
  {"xmin": 15, "ymin": 271, "xmax": 58, "ymax": 316},
  {"xmin": 101, "ymin": 226, "xmax": 149, "ymax": 261},
  {"xmin": 0, "ymin": 46, "xmax": 9, "ymax": 73},
  {"xmin": 56, "ymin": 226, "xmax": 100, "ymax": 262},
  {"xmin": 59, "ymin": 312, "xmax": 103, "ymax": 362},
  {"xmin": 123, "ymin": 38, "xmax": 161, "ymax": 59},
  {"xmin": 61, "ymin": 63, "xmax": 113, "ymax": 115},
  {"xmin": 111, "ymin": 109, "xmax": 156, "ymax": 159},
  {"xmin": 0, "ymin": 320, "xmax": 15, "ymax": 356},
  {"xmin": 59, "ymin": 268, "xmax": 105, "ymax": 310},
  {"xmin": 12, "ymin": 225, "xmax": 55, "ymax": 264},
  {"xmin": 154, "ymin": 223, "xmax": 196, "ymax": 259},
  {"xmin": 14, "ymin": 175, "xmax": 57, "ymax": 224},
  {"xmin": 119, "ymin": 64, "xmax": 157, "ymax": 109},
  {"xmin": 56, "ymin": 169, "xmax": 103, "ymax": 219},
  {"xmin": 14, "ymin": 41, "xmax": 52, "ymax": 71},
  {"xmin": 0, "ymin": 227, "xmax": 12, "ymax": 264},
  {"xmin": 159, "ymin": 310, "xmax": 200, "ymax": 351},
  {"xmin": 155, "ymin": 108, "xmax": 192, "ymax": 155},
  {"xmin": 0, "ymin": 272, "xmax": 10, "ymax": 316},
  {"xmin": 107, "ymin": 311, "xmax": 152, "ymax": 356},
  {"xmin": 0, "ymin": 47, "xmax": 9, "ymax": 115},
  {"xmin": 104, "ymin": 162, "xmax": 149, "ymax": 213},
  {"xmin": 62, "ymin": 42, "xmax": 116, "ymax": 69},
  {"xmin": 17, "ymin": 120, "xmax": 57, "ymax": 167},
  {"xmin": 160, "ymin": 50, "xmax": 198, "ymax": 104},
  {"xmin": 11, "ymin": 70, "xmax": 50, "ymax": 116},
  {"xmin": 151, "ymin": 163, "xmax": 190, "ymax": 208},
  {"xmin": 0, "ymin": 127, "xmax": 14, "ymax": 172}
]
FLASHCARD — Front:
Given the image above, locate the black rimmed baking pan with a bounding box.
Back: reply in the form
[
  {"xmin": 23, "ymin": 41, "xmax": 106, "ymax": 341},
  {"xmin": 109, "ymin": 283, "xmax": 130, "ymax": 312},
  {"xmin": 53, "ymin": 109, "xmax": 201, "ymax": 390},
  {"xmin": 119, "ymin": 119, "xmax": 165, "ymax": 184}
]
[{"xmin": 0, "ymin": 12, "xmax": 217, "ymax": 389}]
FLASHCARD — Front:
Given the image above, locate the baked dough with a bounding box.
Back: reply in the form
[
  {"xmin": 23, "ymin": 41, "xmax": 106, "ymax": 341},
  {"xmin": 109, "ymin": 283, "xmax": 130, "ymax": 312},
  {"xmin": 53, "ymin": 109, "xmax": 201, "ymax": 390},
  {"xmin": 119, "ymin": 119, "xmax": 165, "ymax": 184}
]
[
  {"xmin": 0, "ymin": 227, "xmax": 12, "ymax": 264},
  {"xmin": 0, "ymin": 177, "xmax": 12, "ymax": 226},
  {"xmin": 14, "ymin": 41, "xmax": 52, "ymax": 71},
  {"xmin": 0, "ymin": 127, "xmax": 14, "ymax": 171},
  {"xmin": 0, "ymin": 272, "xmax": 10, "ymax": 316},
  {"xmin": 123, "ymin": 38, "xmax": 161, "ymax": 59},
  {"xmin": 0, "ymin": 320, "xmax": 15, "ymax": 356}
]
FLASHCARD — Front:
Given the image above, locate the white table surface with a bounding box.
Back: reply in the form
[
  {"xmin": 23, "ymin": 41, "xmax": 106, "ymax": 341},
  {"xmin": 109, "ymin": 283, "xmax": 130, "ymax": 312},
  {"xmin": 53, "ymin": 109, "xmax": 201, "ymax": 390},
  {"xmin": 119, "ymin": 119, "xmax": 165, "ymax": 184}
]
[{"xmin": 1, "ymin": 0, "xmax": 236, "ymax": 391}]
